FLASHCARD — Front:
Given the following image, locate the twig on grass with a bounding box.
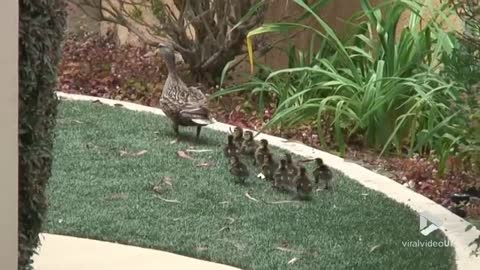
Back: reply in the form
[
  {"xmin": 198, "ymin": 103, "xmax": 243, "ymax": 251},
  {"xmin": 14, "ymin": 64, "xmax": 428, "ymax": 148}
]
[
  {"xmin": 154, "ymin": 195, "xmax": 180, "ymax": 203},
  {"xmin": 245, "ymin": 192, "xmax": 259, "ymax": 202}
]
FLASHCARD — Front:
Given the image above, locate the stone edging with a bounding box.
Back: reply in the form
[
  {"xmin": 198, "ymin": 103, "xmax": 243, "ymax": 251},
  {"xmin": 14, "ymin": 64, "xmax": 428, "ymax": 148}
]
[{"xmin": 56, "ymin": 92, "xmax": 480, "ymax": 270}]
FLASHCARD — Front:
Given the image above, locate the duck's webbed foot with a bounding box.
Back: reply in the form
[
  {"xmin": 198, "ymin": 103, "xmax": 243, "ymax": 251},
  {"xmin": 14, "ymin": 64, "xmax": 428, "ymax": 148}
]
[{"xmin": 172, "ymin": 122, "xmax": 180, "ymax": 139}]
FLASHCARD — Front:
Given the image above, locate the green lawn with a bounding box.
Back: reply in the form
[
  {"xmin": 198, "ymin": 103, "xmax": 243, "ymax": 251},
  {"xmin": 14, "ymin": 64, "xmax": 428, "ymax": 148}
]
[{"xmin": 45, "ymin": 100, "xmax": 456, "ymax": 270}]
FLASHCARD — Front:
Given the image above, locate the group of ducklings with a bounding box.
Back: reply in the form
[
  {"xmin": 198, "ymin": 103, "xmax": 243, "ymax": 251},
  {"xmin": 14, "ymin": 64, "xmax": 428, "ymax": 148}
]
[{"xmin": 223, "ymin": 126, "xmax": 333, "ymax": 200}]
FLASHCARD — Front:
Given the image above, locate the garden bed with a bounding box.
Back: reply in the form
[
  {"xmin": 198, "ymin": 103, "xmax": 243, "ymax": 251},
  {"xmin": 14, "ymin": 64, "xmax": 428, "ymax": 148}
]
[
  {"xmin": 45, "ymin": 100, "xmax": 457, "ymax": 270},
  {"xmin": 58, "ymin": 33, "xmax": 480, "ymax": 226}
]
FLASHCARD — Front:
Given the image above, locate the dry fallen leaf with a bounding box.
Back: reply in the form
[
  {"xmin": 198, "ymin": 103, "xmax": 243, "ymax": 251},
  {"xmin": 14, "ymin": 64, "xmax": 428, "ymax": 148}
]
[
  {"xmin": 177, "ymin": 150, "xmax": 193, "ymax": 160},
  {"xmin": 186, "ymin": 149, "xmax": 213, "ymax": 153},
  {"xmin": 245, "ymin": 192, "xmax": 259, "ymax": 202},
  {"xmin": 266, "ymin": 200, "xmax": 298, "ymax": 204},
  {"xmin": 134, "ymin": 150, "xmax": 148, "ymax": 156},
  {"xmin": 218, "ymin": 226, "xmax": 230, "ymax": 232},
  {"xmin": 120, "ymin": 149, "xmax": 148, "ymax": 157},
  {"xmin": 154, "ymin": 195, "xmax": 180, "ymax": 203},
  {"xmin": 275, "ymin": 247, "xmax": 296, "ymax": 253},
  {"xmin": 195, "ymin": 246, "xmax": 208, "ymax": 252},
  {"xmin": 287, "ymin": 257, "xmax": 298, "ymax": 265},
  {"xmin": 163, "ymin": 176, "xmax": 173, "ymax": 186},
  {"xmin": 196, "ymin": 162, "xmax": 214, "ymax": 168},
  {"xmin": 224, "ymin": 217, "xmax": 235, "ymax": 224},
  {"xmin": 369, "ymin": 244, "xmax": 382, "ymax": 253}
]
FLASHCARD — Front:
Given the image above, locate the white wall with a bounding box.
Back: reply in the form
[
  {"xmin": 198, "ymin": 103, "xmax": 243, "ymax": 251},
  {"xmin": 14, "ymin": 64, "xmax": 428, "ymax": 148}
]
[{"xmin": 0, "ymin": 0, "xmax": 18, "ymax": 269}]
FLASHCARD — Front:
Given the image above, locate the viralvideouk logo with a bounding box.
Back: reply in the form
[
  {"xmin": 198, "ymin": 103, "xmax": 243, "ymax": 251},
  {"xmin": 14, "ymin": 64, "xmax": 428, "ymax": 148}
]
[{"xmin": 419, "ymin": 211, "xmax": 442, "ymax": 236}]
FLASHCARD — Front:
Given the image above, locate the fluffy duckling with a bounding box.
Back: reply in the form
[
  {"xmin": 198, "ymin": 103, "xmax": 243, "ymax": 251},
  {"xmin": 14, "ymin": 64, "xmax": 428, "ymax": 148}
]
[
  {"xmin": 223, "ymin": 134, "xmax": 238, "ymax": 158},
  {"xmin": 312, "ymin": 158, "xmax": 333, "ymax": 190},
  {"xmin": 232, "ymin": 126, "xmax": 244, "ymax": 149},
  {"xmin": 295, "ymin": 166, "xmax": 313, "ymax": 200},
  {"xmin": 274, "ymin": 159, "xmax": 291, "ymax": 191},
  {"xmin": 254, "ymin": 139, "xmax": 270, "ymax": 166},
  {"xmin": 240, "ymin": 130, "xmax": 258, "ymax": 158},
  {"xmin": 229, "ymin": 155, "xmax": 249, "ymax": 184},
  {"xmin": 261, "ymin": 153, "xmax": 277, "ymax": 182},
  {"xmin": 284, "ymin": 153, "xmax": 299, "ymax": 179}
]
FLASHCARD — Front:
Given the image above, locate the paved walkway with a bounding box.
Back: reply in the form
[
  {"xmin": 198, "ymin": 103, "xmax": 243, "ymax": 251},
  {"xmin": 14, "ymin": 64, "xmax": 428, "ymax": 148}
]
[{"xmin": 33, "ymin": 233, "xmax": 241, "ymax": 270}]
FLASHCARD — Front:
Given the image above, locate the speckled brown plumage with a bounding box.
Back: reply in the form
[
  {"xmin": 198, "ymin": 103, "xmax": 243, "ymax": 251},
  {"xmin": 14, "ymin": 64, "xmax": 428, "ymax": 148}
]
[
  {"xmin": 274, "ymin": 159, "xmax": 291, "ymax": 191},
  {"xmin": 157, "ymin": 45, "xmax": 212, "ymax": 139},
  {"xmin": 295, "ymin": 166, "xmax": 313, "ymax": 200}
]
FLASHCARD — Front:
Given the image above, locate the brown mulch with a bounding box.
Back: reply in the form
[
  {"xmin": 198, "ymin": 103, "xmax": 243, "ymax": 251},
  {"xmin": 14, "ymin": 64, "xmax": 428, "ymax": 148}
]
[{"xmin": 58, "ymin": 33, "xmax": 480, "ymax": 221}]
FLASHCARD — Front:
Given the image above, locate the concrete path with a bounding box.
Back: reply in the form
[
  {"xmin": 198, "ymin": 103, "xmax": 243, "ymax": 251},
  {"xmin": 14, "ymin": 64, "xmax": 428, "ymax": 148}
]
[{"xmin": 33, "ymin": 233, "xmax": 241, "ymax": 270}]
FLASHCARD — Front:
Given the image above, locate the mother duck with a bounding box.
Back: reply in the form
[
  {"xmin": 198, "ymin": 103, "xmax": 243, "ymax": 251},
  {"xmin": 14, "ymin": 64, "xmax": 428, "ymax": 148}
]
[{"xmin": 155, "ymin": 44, "xmax": 213, "ymax": 140}]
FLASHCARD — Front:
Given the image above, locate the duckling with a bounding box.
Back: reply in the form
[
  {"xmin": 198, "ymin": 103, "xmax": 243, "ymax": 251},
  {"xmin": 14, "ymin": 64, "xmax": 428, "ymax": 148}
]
[
  {"xmin": 260, "ymin": 153, "xmax": 278, "ymax": 182},
  {"xmin": 273, "ymin": 159, "xmax": 291, "ymax": 191},
  {"xmin": 312, "ymin": 158, "xmax": 333, "ymax": 190},
  {"xmin": 254, "ymin": 139, "xmax": 270, "ymax": 166},
  {"xmin": 284, "ymin": 153, "xmax": 299, "ymax": 179},
  {"xmin": 240, "ymin": 130, "xmax": 258, "ymax": 158},
  {"xmin": 229, "ymin": 155, "xmax": 249, "ymax": 184},
  {"xmin": 232, "ymin": 126, "xmax": 244, "ymax": 149},
  {"xmin": 156, "ymin": 44, "xmax": 213, "ymax": 140},
  {"xmin": 295, "ymin": 166, "xmax": 313, "ymax": 200},
  {"xmin": 223, "ymin": 134, "xmax": 238, "ymax": 158}
]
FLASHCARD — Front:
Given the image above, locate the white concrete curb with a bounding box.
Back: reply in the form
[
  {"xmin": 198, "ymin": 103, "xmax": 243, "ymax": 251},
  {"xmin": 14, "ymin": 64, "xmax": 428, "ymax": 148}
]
[{"xmin": 56, "ymin": 92, "xmax": 480, "ymax": 269}]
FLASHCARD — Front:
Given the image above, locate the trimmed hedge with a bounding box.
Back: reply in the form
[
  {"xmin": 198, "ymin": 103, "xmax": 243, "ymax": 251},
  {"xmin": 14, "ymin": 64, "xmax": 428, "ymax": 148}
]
[{"xmin": 18, "ymin": 0, "xmax": 67, "ymax": 269}]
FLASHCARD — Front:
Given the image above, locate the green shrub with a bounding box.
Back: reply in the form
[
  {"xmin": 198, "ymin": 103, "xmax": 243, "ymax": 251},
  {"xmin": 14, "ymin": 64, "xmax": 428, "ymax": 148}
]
[
  {"xmin": 18, "ymin": 0, "xmax": 67, "ymax": 269},
  {"xmin": 215, "ymin": 0, "xmax": 468, "ymax": 174}
]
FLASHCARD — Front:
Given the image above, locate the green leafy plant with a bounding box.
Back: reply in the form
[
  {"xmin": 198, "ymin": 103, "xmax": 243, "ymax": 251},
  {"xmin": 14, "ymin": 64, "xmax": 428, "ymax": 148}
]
[{"xmin": 214, "ymin": 0, "xmax": 467, "ymax": 173}]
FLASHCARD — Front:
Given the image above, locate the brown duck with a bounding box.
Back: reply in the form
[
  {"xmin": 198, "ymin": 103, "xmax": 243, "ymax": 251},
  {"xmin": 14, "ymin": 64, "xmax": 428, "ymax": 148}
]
[
  {"xmin": 229, "ymin": 155, "xmax": 249, "ymax": 184},
  {"xmin": 254, "ymin": 139, "xmax": 270, "ymax": 166},
  {"xmin": 261, "ymin": 153, "xmax": 277, "ymax": 182},
  {"xmin": 223, "ymin": 134, "xmax": 238, "ymax": 158},
  {"xmin": 232, "ymin": 126, "xmax": 244, "ymax": 149},
  {"xmin": 295, "ymin": 166, "xmax": 313, "ymax": 200},
  {"xmin": 312, "ymin": 158, "xmax": 333, "ymax": 190},
  {"xmin": 240, "ymin": 130, "xmax": 258, "ymax": 158},
  {"xmin": 273, "ymin": 159, "xmax": 291, "ymax": 191},
  {"xmin": 156, "ymin": 44, "xmax": 213, "ymax": 140}
]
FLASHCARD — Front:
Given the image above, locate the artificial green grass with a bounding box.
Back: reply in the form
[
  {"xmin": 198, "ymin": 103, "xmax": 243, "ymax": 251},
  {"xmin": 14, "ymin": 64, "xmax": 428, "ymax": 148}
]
[{"xmin": 45, "ymin": 100, "xmax": 456, "ymax": 270}]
